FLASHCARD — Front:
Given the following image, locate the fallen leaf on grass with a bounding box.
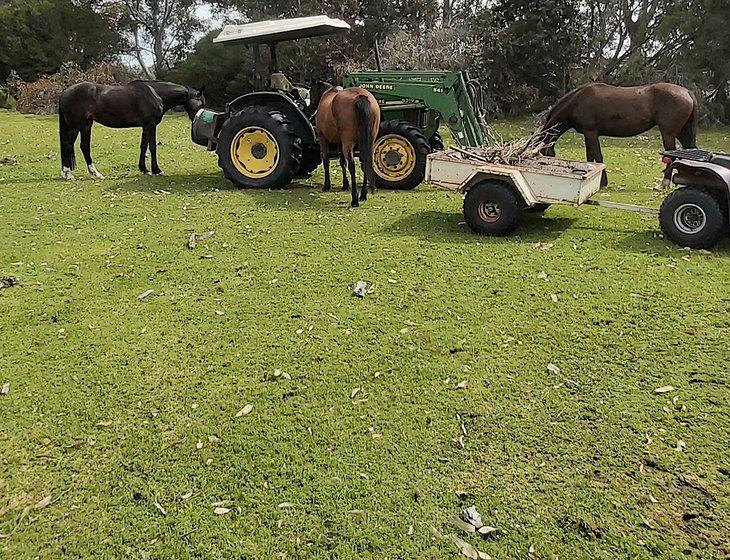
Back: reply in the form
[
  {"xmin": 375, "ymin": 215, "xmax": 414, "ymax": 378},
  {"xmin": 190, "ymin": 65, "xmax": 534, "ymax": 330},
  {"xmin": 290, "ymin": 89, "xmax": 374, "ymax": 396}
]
[
  {"xmin": 461, "ymin": 505, "xmax": 484, "ymax": 529},
  {"xmin": 1, "ymin": 383, "xmax": 9, "ymax": 395},
  {"xmin": 547, "ymin": 363, "xmax": 561, "ymax": 374},
  {"xmin": 350, "ymin": 387, "xmax": 362, "ymax": 399},
  {"xmin": 35, "ymin": 495, "xmax": 52, "ymax": 510},
  {"xmin": 214, "ymin": 507, "xmax": 230, "ymax": 515},
  {"xmin": 449, "ymin": 515, "xmax": 476, "ymax": 533},
  {"xmin": 550, "ymin": 294, "xmax": 559, "ymax": 303},
  {"xmin": 676, "ymin": 439, "xmax": 686, "ymax": 451},
  {"xmin": 96, "ymin": 420, "xmax": 112, "ymax": 427},
  {"xmin": 477, "ymin": 526, "xmax": 497, "ymax": 537},
  {"xmin": 278, "ymin": 502, "xmax": 295, "ymax": 509},
  {"xmin": 208, "ymin": 435, "xmax": 219, "ymax": 443},
  {"xmin": 349, "ymin": 509, "xmax": 365, "ymax": 516},
  {"xmin": 154, "ymin": 496, "xmax": 166, "ymax": 516},
  {"xmin": 353, "ymin": 280, "xmax": 368, "ymax": 298},
  {"xmin": 196, "ymin": 440, "xmax": 203, "ymax": 450},
  {"xmin": 0, "ymin": 276, "xmax": 19, "ymax": 289},
  {"xmin": 187, "ymin": 233, "xmax": 197, "ymax": 249},
  {"xmin": 137, "ymin": 289, "xmax": 154, "ymax": 300},
  {"xmin": 456, "ymin": 380, "xmax": 468, "ymax": 390},
  {"xmin": 180, "ymin": 491, "xmax": 194, "ymax": 500},
  {"xmin": 235, "ymin": 404, "xmax": 253, "ymax": 417},
  {"xmin": 537, "ymin": 271, "xmax": 549, "ymax": 280},
  {"xmin": 654, "ymin": 385, "xmax": 675, "ymax": 394}
]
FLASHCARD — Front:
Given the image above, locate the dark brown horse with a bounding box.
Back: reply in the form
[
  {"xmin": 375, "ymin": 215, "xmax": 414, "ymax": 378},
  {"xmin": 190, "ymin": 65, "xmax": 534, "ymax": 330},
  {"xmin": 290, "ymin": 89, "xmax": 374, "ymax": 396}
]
[
  {"xmin": 538, "ymin": 82, "xmax": 698, "ymax": 187},
  {"xmin": 58, "ymin": 81, "xmax": 205, "ymax": 180},
  {"xmin": 309, "ymin": 80, "xmax": 380, "ymax": 207}
]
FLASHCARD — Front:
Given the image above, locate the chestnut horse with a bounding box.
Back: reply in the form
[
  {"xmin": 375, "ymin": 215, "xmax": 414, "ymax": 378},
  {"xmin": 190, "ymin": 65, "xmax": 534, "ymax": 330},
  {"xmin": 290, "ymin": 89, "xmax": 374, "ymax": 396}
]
[
  {"xmin": 309, "ymin": 80, "xmax": 380, "ymax": 207},
  {"xmin": 58, "ymin": 81, "xmax": 205, "ymax": 180},
  {"xmin": 538, "ymin": 82, "xmax": 698, "ymax": 187}
]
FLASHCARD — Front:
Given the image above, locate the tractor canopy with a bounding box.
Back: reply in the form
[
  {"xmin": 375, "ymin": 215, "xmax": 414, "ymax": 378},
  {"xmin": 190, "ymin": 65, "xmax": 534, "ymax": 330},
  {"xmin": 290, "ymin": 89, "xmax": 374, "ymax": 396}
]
[{"xmin": 213, "ymin": 15, "xmax": 350, "ymax": 45}]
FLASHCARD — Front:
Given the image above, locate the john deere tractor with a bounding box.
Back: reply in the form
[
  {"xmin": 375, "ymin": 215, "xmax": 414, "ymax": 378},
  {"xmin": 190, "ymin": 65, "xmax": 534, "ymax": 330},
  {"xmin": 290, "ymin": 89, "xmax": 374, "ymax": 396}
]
[{"xmin": 192, "ymin": 15, "xmax": 488, "ymax": 190}]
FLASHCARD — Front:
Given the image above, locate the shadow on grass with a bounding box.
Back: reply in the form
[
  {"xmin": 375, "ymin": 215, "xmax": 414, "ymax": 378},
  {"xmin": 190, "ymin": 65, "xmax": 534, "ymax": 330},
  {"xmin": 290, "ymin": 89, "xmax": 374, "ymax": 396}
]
[
  {"xmin": 382, "ymin": 210, "xmax": 577, "ymax": 243},
  {"xmin": 614, "ymin": 231, "xmax": 730, "ymax": 256}
]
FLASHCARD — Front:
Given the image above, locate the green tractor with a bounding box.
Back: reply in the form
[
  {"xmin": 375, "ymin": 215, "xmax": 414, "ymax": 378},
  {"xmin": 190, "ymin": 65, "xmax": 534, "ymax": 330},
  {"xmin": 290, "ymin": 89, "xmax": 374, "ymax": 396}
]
[{"xmin": 192, "ymin": 15, "xmax": 488, "ymax": 190}]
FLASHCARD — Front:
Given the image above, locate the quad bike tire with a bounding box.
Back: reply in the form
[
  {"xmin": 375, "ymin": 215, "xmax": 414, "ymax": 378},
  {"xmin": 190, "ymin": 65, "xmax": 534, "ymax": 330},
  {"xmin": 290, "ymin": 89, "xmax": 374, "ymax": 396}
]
[
  {"xmin": 658, "ymin": 186, "xmax": 727, "ymax": 249},
  {"xmin": 216, "ymin": 106, "xmax": 302, "ymax": 189},
  {"xmin": 372, "ymin": 120, "xmax": 431, "ymax": 190}
]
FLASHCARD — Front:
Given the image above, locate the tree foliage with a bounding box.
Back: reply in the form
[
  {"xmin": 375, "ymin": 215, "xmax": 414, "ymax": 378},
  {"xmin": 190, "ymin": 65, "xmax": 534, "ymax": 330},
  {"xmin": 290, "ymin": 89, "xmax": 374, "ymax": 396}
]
[{"xmin": 0, "ymin": 0, "xmax": 126, "ymax": 82}]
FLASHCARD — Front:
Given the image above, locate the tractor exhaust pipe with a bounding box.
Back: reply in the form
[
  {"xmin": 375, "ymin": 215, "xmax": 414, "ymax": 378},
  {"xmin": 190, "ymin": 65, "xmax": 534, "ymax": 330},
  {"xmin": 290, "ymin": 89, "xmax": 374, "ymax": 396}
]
[{"xmin": 374, "ymin": 39, "xmax": 383, "ymax": 72}]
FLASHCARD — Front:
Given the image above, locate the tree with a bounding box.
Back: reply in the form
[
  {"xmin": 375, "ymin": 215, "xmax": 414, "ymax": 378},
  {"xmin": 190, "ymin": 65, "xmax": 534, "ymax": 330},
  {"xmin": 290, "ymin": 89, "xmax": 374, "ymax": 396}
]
[
  {"xmin": 119, "ymin": 0, "xmax": 204, "ymax": 78},
  {"xmin": 0, "ymin": 0, "xmax": 126, "ymax": 82},
  {"xmin": 475, "ymin": 0, "xmax": 586, "ymax": 113}
]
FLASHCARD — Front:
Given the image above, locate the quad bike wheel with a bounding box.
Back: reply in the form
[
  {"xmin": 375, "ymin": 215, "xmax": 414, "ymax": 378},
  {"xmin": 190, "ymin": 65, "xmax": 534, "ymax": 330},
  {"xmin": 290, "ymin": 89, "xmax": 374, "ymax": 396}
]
[
  {"xmin": 216, "ymin": 106, "xmax": 302, "ymax": 188},
  {"xmin": 372, "ymin": 120, "xmax": 430, "ymax": 190},
  {"xmin": 463, "ymin": 180, "xmax": 524, "ymax": 236},
  {"xmin": 658, "ymin": 186, "xmax": 727, "ymax": 249}
]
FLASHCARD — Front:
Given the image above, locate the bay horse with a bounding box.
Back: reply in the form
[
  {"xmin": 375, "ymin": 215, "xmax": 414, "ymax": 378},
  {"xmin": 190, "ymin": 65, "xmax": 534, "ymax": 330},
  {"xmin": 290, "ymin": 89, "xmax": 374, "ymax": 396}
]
[
  {"xmin": 58, "ymin": 81, "xmax": 205, "ymax": 180},
  {"xmin": 309, "ymin": 80, "xmax": 380, "ymax": 207},
  {"xmin": 538, "ymin": 83, "xmax": 698, "ymax": 188}
]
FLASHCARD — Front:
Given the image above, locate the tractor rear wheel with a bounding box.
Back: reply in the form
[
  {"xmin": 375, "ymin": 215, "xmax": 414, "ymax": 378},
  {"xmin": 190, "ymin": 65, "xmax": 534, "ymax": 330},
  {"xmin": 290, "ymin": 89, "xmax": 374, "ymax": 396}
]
[
  {"xmin": 372, "ymin": 120, "xmax": 430, "ymax": 190},
  {"xmin": 216, "ymin": 107, "xmax": 302, "ymax": 189}
]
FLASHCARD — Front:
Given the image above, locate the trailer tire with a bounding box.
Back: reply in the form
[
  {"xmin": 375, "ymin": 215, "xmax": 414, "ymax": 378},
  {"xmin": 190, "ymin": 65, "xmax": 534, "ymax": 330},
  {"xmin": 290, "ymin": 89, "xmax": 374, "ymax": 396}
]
[
  {"xmin": 217, "ymin": 107, "xmax": 302, "ymax": 189},
  {"xmin": 373, "ymin": 120, "xmax": 430, "ymax": 190},
  {"xmin": 463, "ymin": 180, "xmax": 523, "ymax": 236},
  {"xmin": 659, "ymin": 186, "xmax": 726, "ymax": 249}
]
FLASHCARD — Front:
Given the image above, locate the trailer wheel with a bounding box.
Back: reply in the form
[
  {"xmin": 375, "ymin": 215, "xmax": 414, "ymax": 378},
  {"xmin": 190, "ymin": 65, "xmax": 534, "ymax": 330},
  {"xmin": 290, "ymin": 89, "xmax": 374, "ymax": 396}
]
[
  {"xmin": 217, "ymin": 107, "xmax": 302, "ymax": 188},
  {"xmin": 463, "ymin": 180, "xmax": 523, "ymax": 236},
  {"xmin": 373, "ymin": 120, "xmax": 430, "ymax": 190},
  {"xmin": 659, "ymin": 186, "xmax": 727, "ymax": 249}
]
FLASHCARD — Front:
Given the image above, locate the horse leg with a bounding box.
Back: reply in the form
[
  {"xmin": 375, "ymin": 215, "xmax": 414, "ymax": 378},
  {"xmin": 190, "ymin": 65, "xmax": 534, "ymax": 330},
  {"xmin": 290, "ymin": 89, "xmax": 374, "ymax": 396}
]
[
  {"xmin": 80, "ymin": 121, "xmax": 104, "ymax": 179},
  {"xmin": 139, "ymin": 128, "xmax": 149, "ymax": 174},
  {"xmin": 360, "ymin": 159, "xmax": 369, "ymax": 200},
  {"xmin": 339, "ymin": 152, "xmax": 349, "ymax": 191},
  {"xmin": 148, "ymin": 124, "xmax": 163, "ymax": 175},
  {"xmin": 346, "ymin": 146, "xmax": 359, "ymax": 207},
  {"xmin": 320, "ymin": 140, "xmax": 331, "ymax": 192},
  {"xmin": 61, "ymin": 127, "xmax": 79, "ymax": 180},
  {"xmin": 584, "ymin": 131, "xmax": 607, "ymax": 186},
  {"xmin": 659, "ymin": 129, "xmax": 677, "ymax": 190}
]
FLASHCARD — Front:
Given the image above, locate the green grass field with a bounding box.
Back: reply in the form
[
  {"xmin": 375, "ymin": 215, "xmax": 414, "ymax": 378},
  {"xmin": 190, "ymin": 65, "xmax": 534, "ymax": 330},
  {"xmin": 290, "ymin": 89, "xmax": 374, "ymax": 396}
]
[{"xmin": 1, "ymin": 111, "xmax": 728, "ymax": 559}]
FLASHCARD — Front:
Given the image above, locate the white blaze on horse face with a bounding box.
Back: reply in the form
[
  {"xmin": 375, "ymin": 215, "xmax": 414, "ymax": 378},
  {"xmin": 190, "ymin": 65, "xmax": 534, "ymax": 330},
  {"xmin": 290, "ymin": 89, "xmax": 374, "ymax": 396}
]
[
  {"xmin": 61, "ymin": 167, "xmax": 74, "ymax": 180},
  {"xmin": 88, "ymin": 164, "xmax": 105, "ymax": 180}
]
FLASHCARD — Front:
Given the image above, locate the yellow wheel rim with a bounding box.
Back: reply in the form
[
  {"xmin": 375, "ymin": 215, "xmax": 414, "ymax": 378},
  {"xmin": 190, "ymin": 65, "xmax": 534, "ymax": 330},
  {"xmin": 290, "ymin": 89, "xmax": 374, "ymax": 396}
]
[
  {"xmin": 230, "ymin": 126, "xmax": 279, "ymax": 179},
  {"xmin": 373, "ymin": 134, "xmax": 416, "ymax": 181}
]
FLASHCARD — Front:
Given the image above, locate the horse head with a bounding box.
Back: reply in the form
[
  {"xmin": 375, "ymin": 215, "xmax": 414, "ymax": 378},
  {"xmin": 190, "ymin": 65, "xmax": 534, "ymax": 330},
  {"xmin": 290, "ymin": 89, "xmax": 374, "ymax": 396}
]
[
  {"xmin": 309, "ymin": 79, "xmax": 334, "ymax": 111},
  {"xmin": 184, "ymin": 86, "xmax": 206, "ymax": 119}
]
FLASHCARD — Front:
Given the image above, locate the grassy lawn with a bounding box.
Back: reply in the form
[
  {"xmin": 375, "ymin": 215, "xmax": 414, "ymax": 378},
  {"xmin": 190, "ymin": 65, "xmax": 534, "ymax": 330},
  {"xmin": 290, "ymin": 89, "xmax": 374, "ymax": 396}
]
[{"xmin": 0, "ymin": 110, "xmax": 728, "ymax": 559}]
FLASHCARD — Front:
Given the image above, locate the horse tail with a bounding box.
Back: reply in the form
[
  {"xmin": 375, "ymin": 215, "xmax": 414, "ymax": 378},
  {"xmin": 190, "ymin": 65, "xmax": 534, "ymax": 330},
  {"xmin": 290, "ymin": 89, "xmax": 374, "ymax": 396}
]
[
  {"xmin": 354, "ymin": 95, "xmax": 375, "ymax": 188},
  {"xmin": 678, "ymin": 90, "xmax": 699, "ymax": 149},
  {"xmin": 58, "ymin": 97, "xmax": 76, "ymax": 171}
]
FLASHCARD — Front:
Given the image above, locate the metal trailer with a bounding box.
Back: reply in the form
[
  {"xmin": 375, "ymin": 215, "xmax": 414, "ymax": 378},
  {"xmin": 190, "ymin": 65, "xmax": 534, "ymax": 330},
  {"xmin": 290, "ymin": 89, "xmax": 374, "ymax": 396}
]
[
  {"xmin": 425, "ymin": 147, "xmax": 648, "ymax": 236},
  {"xmin": 425, "ymin": 147, "xmax": 730, "ymax": 249}
]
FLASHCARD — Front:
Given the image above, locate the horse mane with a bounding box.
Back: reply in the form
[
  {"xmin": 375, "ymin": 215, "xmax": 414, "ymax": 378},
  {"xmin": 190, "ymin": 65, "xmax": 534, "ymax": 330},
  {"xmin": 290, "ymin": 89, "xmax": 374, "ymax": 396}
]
[{"xmin": 540, "ymin": 83, "xmax": 593, "ymax": 128}]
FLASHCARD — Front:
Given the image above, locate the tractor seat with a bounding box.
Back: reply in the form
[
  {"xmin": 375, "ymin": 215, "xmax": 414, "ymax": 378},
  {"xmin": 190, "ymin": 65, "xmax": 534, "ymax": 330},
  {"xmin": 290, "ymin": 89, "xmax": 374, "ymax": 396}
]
[
  {"xmin": 710, "ymin": 153, "xmax": 730, "ymax": 170},
  {"xmin": 270, "ymin": 72, "xmax": 294, "ymax": 92}
]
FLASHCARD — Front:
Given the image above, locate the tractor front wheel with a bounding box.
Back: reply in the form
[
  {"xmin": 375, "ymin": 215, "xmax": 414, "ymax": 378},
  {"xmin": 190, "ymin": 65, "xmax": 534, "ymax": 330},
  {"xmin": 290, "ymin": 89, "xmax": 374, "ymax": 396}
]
[
  {"xmin": 216, "ymin": 107, "xmax": 302, "ymax": 189},
  {"xmin": 372, "ymin": 120, "xmax": 430, "ymax": 190}
]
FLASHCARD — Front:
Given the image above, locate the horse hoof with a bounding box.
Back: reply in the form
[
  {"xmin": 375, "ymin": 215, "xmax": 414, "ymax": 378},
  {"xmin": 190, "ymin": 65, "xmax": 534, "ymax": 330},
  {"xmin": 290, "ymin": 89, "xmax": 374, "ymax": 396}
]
[
  {"xmin": 61, "ymin": 167, "xmax": 74, "ymax": 180},
  {"xmin": 350, "ymin": 201, "xmax": 359, "ymax": 208},
  {"xmin": 322, "ymin": 186, "xmax": 331, "ymax": 192},
  {"xmin": 152, "ymin": 171, "xmax": 164, "ymax": 176},
  {"xmin": 341, "ymin": 185, "xmax": 349, "ymax": 191}
]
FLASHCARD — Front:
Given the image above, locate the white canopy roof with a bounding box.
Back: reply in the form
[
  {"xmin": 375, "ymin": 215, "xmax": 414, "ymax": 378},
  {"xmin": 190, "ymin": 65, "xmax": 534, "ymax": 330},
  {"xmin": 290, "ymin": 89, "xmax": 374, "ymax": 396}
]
[{"xmin": 213, "ymin": 16, "xmax": 351, "ymax": 45}]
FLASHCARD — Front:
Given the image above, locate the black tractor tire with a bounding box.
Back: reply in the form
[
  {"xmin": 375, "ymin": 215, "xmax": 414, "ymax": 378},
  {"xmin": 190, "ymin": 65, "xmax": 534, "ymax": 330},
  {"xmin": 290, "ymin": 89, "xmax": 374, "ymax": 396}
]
[
  {"xmin": 524, "ymin": 203, "xmax": 551, "ymax": 214},
  {"xmin": 463, "ymin": 180, "xmax": 524, "ymax": 236},
  {"xmin": 658, "ymin": 186, "xmax": 727, "ymax": 249},
  {"xmin": 372, "ymin": 120, "xmax": 431, "ymax": 190},
  {"xmin": 216, "ymin": 107, "xmax": 302, "ymax": 189},
  {"xmin": 296, "ymin": 147, "xmax": 322, "ymax": 178},
  {"xmin": 428, "ymin": 131, "xmax": 445, "ymax": 152}
]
